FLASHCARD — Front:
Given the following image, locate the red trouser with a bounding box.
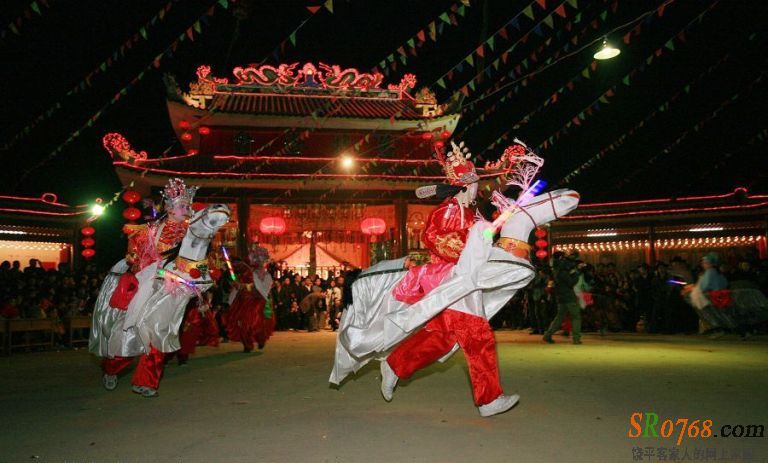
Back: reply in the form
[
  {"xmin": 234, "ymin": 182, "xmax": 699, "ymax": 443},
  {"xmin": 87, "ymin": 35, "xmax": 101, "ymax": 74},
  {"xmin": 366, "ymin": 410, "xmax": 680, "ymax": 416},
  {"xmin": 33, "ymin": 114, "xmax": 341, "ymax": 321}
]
[
  {"xmin": 386, "ymin": 309, "xmax": 503, "ymax": 406},
  {"xmin": 101, "ymin": 346, "xmax": 165, "ymax": 389}
]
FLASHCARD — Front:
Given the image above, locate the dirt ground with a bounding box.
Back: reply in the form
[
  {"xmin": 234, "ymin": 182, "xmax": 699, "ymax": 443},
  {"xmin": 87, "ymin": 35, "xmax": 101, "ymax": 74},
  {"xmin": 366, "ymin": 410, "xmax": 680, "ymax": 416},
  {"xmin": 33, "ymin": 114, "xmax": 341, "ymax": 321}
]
[{"xmin": 1, "ymin": 331, "xmax": 767, "ymax": 463}]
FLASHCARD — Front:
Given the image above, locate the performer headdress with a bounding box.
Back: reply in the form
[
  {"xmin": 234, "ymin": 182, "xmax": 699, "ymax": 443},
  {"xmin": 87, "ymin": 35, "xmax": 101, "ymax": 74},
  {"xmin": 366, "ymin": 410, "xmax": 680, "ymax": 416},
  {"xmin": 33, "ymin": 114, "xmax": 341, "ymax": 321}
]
[
  {"xmin": 248, "ymin": 243, "xmax": 271, "ymax": 268},
  {"xmin": 162, "ymin": 178, "xmax": 198, "ymax": 211},
  {"xmin": 438, "ymin": 141, "xmax": 479, "ymax": 186},
  {"xmin": 416, "ymin": 140, "xmax": 478, "ymax": 199}
]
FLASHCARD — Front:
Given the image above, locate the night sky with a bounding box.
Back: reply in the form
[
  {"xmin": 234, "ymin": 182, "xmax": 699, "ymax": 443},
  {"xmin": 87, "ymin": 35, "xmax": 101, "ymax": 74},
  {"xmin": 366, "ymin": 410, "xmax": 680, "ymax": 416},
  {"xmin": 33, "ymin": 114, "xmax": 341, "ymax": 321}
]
[{"xmin": 1, "ymin": 0, "xmax": 766, "ymax": 206}]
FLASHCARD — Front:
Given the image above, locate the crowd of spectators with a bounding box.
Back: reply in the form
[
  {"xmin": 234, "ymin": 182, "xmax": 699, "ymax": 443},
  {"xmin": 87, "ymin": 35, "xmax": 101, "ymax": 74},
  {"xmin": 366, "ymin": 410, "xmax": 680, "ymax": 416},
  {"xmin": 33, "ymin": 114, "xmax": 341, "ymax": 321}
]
[
  {"xmin": 0, "ymin": 258, "xmax": 105, "ymax": 345},
  {"xmin": 3, "ymin": 250, "xmax": 766, "ymax": 350},
  {"xmin": 491, "ymin": 253, "xmax": 768, "ymax": 335}
]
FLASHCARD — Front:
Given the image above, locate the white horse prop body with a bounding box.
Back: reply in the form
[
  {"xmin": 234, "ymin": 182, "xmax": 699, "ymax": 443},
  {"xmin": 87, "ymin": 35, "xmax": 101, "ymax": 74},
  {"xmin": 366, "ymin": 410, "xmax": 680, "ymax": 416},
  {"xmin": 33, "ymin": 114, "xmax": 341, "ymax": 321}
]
[
  {"xmin": 330, "ymin": 189, "xmax": 580, "ymax": 384},
  {"xmin": 89, "ymin": 204, "xmax": 230, "ymax": 358}
]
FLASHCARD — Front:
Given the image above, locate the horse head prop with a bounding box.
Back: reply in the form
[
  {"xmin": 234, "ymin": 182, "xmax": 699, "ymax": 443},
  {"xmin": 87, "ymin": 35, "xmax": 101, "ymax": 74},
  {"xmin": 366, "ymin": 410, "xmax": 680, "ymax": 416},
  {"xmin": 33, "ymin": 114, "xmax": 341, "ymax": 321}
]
[{"xmin": 499, "ymin": 188, "xmax": 580, "ymax": 243}]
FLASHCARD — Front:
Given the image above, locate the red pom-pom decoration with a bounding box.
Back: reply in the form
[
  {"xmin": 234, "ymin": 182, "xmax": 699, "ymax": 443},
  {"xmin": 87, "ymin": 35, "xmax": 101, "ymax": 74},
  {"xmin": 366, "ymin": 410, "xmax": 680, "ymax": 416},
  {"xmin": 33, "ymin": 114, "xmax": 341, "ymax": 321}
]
[
  {"xmin": 180, "ymin": 132, "xmax": 193, "ymax": 141},
  {"xmin": 534, "ymin": 228, "xmax": 547, "ymax": 239},
  {"xmin": 80, "ymin": 226, "xmax": 95, "ymax": 236},
  {"xmin": 81, "ymin": 248, "xmax": 96, "ymax": 259},
  {"xmin": 535, "ymin": 239, "xmax": 548, "ymax": 249},
  {"xmin": 198, "ymin": 126, "xmax": 211, "ymax": 136},
  {"xmin": 535, "ymin": 250, "xmax": 548, "ymax": 260},
  {"xmin": 122, "ymin": 207, "xmax": 141, "ymax": 221},
  {"xmin": 122, "ymin": 190, "xmax": 141, "ymax": 205},
  {"xmin": 178, "ymin": 120, "xmax": 190, "ymax": 129},
  {"xmin": 189, "ymin": 268, "xmax": 201, "ymax": 279},
  {"xmin": 81, "ymin": 237, "xmax": 95, "ymax": 248},
  {"xmin": 209, "ymin": 269, "xmax": 222, "ymax": 281}
]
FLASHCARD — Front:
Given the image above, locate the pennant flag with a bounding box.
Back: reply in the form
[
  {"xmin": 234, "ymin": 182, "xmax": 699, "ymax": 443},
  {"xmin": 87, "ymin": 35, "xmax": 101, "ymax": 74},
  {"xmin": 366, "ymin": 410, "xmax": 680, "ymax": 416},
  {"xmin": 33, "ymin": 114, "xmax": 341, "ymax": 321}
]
[
  {"xmin": 407, "ymin": 38, "xmax": 415, "ymax": 49},
  {"xmin": 186, "ymin": 27, "xmax": 194, "ymax": 40},
  {"xmin": 510, "ymin": 17, "xmax": 520, "ymax": 30},
  {"xmin": 622, "ymin": 76, "xmax": 630, "ymax": 86},
  {"xmin": 289, "ymin": 31, "xmax": 297, "ymax": 46},
  {"xmin": 543, "ymin": 15, "xmax": 554, "ymax": 28},
  {"xmin": 533, "ymin": 25, "xmax": 543, "ymax": 37},
  {"xmin": 429, "ymin": 22, "xmax": 437, "ymax": 41},
  {"xmin": 417, "ymin": 29, "xmax": 426, "ymax": 42},
  {"xmin": 193, "ymin": 21, "xmax": 201, "ymax": 33},
  {"xmin": 218, "ymin": 0, "xmax": 228, "ymax": 8},
  {"xmin": 523, "ymin": 6, "xmax": 534, "ymax": 20},
  {"xmin": 665, "ymin": 39, "xmax": 675, "ymax": 51},
  {"xmin": 439, "ymin": 12, "xmax": 451, "ymax": 24},
  {"xmin": 457, "ymin": 5, "xmax": 466, "ymax": 17},
  {"xmin": 31, "ymin": 1, "xmax": 41, "ymax": 15},
  {"xmin": 554, "ymin": 5, "xmax": 567, "ymax": 18},
  {"xmin": 567, "ymin": 0, "xmax": 577, "ymax": 8},
  {"xmin": 465, "ymin": 55, "xmax": 474, "ymax": 67},
  {"xmin": 437, "ymin": 78, "xmax": 446, "ymax": 89},
  {"xmin": 306, "ymin": 5, "xmax": 321, "ymax": 14},
  {"xmin": 535, "ymin": 0, "xmax": 546, "ymax": 9},
  {"xmin": 487, "ymin": 36, "xmax": 495, "ymax": 51},
  {"xmin": 324, "ymin": 0, "xmax": 333, "ymax": 13},
  {"xmin": 581, "ymin": 68, "xmax": 589, "ymax": 79},
  {"xmin": 476, "ymin": 44, "xmax": 484, "ymax": 58}
]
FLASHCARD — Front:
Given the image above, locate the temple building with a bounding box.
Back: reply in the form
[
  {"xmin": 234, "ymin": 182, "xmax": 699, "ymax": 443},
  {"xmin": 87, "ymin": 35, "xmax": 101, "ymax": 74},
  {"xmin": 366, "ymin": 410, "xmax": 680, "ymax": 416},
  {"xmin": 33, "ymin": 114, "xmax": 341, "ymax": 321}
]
[{"xmin": 104, "ymin": 62, "xmax": 472, "ymax": 274}]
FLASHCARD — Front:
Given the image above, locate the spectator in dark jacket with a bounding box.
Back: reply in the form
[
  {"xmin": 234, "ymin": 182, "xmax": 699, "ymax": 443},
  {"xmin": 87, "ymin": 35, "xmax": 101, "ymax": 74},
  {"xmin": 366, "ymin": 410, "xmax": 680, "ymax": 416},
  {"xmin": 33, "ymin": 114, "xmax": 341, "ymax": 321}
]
[{"xmin": 543, "ymin": 252, "xmax": 583, "ymax": 344}]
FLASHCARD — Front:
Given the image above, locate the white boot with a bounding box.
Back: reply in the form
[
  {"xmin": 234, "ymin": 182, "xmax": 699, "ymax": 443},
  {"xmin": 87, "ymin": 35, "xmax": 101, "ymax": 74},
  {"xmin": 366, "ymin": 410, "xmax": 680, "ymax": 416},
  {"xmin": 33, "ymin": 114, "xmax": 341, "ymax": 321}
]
[
  {"xmin": 380, "ymin": 360, "xmax": 398, "ymax": 402},
  {"xmin": 478, "ymin": 394, "xmax": 520, "ymax": 417},
  {"xmin": 102, "ymin": 374, "xmax": 117, "ymax": 391}
]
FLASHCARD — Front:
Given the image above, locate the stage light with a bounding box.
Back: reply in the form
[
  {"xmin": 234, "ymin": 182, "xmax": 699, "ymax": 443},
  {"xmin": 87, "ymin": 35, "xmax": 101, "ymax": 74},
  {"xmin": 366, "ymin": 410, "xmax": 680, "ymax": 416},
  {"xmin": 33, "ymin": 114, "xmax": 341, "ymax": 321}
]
[
  {"xmin": 594, "ymin": 39, "xmax": 620, "ymax": 60},
  {"xmin": 340, "ymin": 155, "xmax": 355, "ymax": 169},
  {"xmin": 91, "ymin": 204, "xmax": 105, "ymax": 216}
]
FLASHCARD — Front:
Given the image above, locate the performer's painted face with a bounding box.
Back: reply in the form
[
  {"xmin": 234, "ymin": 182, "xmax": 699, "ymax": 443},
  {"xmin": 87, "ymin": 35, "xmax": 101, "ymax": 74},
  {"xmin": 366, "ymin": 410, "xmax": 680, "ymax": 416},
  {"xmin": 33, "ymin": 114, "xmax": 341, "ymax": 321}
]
[
  {"xmin": 167, "ymin": 203, "xmax": 192, "ymax": 222},
  {"xmin": 455, "ymin": 182, "xmax": 478, "ymax": 207}
]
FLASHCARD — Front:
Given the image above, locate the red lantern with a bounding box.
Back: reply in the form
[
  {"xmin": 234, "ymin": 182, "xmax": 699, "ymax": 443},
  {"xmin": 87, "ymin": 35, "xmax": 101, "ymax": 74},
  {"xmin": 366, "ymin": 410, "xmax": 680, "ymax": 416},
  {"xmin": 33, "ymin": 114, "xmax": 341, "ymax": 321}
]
[
  {"xmin": 535, "ymin": 249, "xmax": 548, "ymax": 260},
  {"xmin": 81, "ymin": 237, "xmax": 95, "ymax": 248},
  {"xmin": 81, "ymin": 248, "xmax": 96, "ymax": 259},
  {"xmin": 198, "ymin": 126, "xmax": 211, "ymax": 136},
  {"xmin": 441, "ymin": 130, "xmax": 451, "ymax": 139},
  {"xmin": 188, "ymin": 268, "xmax": 201, "ymax": 279},
  {"xmin": 360, "ymin": 218, "xmax": 386, "ymax": 236},
  {"xmin": 535, "ymin": 239, "xmax": 548, "ymax": 249},
  {"xmin": 81, "ymin": 226, "xmax": 95, "ymax": 236},
  {"xmin": 179, "ymin": 120, "xmax": 190, "ymax": 129},
  {"xmin": 535, "ymin": 228, "xmax": 547, "ymax": 239},
  {"xmin": 187, "ymin": 149, "xmax": 198, "ymax": 155},
  {"xmin": 122, "ymin": 190, "xmax": 141, "ymax": 205},
  {"xmin": 421, "ymin": 132, "xmax": 433, "ymax": 140},
  {"xmin": 122, "ymin": 207, "xmax": 141, "ymax": 221},
  {"xmin": 181, "ymin": 132, "xmax": 193, "ymax": 141},
  {"xmin": 433, "ymin": 140, "xmax": 444, "ymax": 150},
  {"xmin": 259, "ymin": 217, "xmax": 287, "ymax": 235}
]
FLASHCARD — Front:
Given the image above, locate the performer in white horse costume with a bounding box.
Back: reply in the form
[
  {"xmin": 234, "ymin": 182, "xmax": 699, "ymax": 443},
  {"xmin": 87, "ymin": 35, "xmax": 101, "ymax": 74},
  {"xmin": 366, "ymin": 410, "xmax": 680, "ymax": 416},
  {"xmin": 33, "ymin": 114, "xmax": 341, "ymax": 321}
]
[
  {"xmin": 330, "ymin": 141, "xmax": 580, "ymax": 417},
  {"xmin": 90, "ymin": 178, "xmax": 230, "ymax": 397}
]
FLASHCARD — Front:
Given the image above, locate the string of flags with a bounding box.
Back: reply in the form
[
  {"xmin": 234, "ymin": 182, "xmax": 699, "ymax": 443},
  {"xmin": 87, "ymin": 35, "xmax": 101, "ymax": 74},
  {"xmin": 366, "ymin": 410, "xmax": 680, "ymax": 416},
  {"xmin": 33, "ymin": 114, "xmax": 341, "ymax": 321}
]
[
  {"xmin": 455, "ymin": 0, "xmax": 620, "ymax": 140},
  {"xmin": 610, "ymin": 70, "xmax": 765, "ymax": 190},
  {"xmin": 372, "ymin": 2, "xmax": 470, "ymax": 76},
  {"xmin": 480, "ymin": 0, "xmax": 716, "ymax": 157},
  {"xmin": 1, "ymin": 1, "xmax": 176, "ymax": 151},
  {"xmin": 14, "ymin": 0, "xmax": 231, "ymax": 188},
  {"xmin": 560, "ymin": 58, "xmax": 760, "ymax": 186},
  {"xmin": 532, "ymin": 0, "xmax": 719, "ymax": 152},
  {"xmin": 435, "ymin": 0, "xmax": 579, "ymax": 94},
  {"xmin": 1, "ymin": 0, "xmax": 55, "ymax": 41},
  {"xmin": 262, "ymin": 0, "xmax": 334, "ymax": 65}
]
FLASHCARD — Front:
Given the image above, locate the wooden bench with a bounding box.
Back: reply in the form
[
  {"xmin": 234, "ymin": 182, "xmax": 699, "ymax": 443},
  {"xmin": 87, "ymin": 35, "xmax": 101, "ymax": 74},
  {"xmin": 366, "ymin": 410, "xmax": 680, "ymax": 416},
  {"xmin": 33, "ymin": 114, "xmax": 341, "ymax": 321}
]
[
  {"xmin": 64, "ymin": 316, "xmax": 92, "ymax": 347},
  {"xmin": 5, "ymin": 319, "xmax": 54, "ymax": 355}
]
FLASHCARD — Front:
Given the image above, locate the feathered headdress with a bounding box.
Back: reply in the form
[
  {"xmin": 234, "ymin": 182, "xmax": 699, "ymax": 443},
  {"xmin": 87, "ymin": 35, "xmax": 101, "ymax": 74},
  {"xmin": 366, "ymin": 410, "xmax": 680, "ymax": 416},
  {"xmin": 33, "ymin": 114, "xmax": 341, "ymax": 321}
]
[{"xmin": 436, "ymin": 140, "xmax": 480, "ymax": 186}]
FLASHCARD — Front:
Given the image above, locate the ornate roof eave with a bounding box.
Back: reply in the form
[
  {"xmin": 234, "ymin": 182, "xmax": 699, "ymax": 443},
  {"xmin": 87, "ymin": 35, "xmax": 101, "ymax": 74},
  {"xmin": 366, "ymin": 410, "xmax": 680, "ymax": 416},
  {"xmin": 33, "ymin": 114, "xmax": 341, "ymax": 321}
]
[
  {"xmin": 115, "ymin": 164, "xmax": 503, "ymax": 196},
  {"xmin": 166, "ymin": 99, "xmax": 460, "ymax": 151},
  {"xmin": 167, "ymin": 99, "xmax": 459, "ymax": 130}
]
